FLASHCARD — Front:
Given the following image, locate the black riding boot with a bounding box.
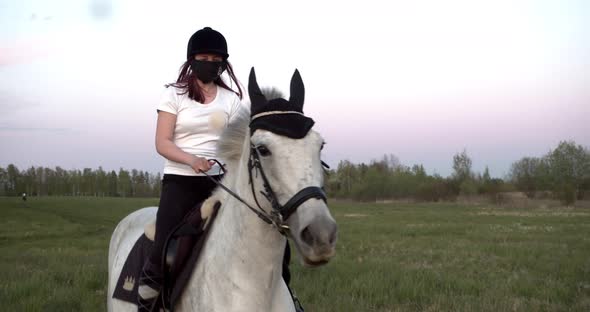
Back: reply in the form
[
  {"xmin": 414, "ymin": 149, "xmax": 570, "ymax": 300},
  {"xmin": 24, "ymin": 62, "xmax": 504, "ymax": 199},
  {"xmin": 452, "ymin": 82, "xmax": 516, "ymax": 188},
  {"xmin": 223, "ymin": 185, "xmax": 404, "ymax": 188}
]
[
  {"xmin": 137, "ymin": 259, "xmax": 164, "ymax": 312},
  {"xmin": 283, "ymin": 241, "xmax": 304, "ymax": 312}
]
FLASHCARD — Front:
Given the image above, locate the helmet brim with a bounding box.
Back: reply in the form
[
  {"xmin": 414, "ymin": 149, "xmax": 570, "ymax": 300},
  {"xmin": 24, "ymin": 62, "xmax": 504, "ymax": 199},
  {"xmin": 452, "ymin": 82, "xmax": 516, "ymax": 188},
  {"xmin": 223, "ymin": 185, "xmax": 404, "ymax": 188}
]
[{"xmin": 191, "ymin": 49, "xmax": 229, "ymax": 59}]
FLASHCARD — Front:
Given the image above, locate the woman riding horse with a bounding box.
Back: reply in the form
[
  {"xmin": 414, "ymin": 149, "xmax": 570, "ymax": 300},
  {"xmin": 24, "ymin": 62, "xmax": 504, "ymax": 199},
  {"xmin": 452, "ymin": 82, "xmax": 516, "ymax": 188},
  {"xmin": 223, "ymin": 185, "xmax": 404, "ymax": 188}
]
[{"xmin": 138, "ymin": 26, "xmax": 301, "ymax": 312}]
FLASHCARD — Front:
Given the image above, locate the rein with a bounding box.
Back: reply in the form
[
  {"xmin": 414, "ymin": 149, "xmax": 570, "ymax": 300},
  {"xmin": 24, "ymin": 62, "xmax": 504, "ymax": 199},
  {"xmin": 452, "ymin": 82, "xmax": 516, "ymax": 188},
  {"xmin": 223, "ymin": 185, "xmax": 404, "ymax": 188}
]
[
  {"xmin": 200, "ymin": 146, "xmax": 328, "ymax": 236},
  {"xmin": 201, "ymin": 159, "xmax": 276, "ymax": 227}
]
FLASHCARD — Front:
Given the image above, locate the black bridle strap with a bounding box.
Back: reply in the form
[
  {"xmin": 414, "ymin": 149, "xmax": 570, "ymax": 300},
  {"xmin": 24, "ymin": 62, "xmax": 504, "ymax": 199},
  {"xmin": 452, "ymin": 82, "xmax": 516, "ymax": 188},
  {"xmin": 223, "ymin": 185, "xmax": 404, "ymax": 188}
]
[
  {"xmin": 247, "ymin": 151, "xmax": 272, "ymax": 216},
  {"xmin": 201, "ymin": 152, "xmax": 330, "ymax": 235},
  {"xmin": 200, "ymin": 161, "xmax": 274, "ymax": 225},
  {"xmin": 280, "ymin": 186, "xmax": 327, "ymax": 220},
  {"xmin": 249, "ymin": 146, "xmax": 282, "ymax": 212},
  {"xmin": 250, "ymin": 146, "xmax": 327, "ymax": 221}
]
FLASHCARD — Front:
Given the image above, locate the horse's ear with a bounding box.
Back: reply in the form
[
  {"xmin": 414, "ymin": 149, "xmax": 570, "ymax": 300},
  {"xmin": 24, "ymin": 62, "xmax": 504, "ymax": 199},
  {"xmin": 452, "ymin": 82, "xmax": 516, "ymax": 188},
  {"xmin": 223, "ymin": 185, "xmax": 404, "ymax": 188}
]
[
  {"xmin": 289, "ymin": 69, "xmax": 305, "ymax": 111},
  {"xmin": 248, "ymin": 67, "xmax": 267, "ymax": 112}
]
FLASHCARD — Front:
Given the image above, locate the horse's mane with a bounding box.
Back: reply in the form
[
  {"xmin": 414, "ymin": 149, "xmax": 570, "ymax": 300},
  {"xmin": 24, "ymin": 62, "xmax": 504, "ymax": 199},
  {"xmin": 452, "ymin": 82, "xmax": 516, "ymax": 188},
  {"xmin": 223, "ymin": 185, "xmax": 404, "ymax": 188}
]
[{"xmin": 217, "ymin": 87, "xmax": 284, "ymax": 170}]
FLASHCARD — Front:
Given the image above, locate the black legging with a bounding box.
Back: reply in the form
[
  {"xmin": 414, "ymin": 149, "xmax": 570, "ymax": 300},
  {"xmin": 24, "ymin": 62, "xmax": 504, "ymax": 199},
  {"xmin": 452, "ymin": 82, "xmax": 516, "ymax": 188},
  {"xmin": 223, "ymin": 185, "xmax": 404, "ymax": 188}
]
[{"xmin": 150, "ymin": 174, "xmax": 221, "ymax": 266}]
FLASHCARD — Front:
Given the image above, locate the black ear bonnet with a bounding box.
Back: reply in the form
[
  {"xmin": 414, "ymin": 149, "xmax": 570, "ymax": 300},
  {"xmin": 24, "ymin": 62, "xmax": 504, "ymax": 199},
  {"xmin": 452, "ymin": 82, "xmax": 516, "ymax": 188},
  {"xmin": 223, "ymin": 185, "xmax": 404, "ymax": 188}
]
[{"xmin": 248, "ymin": 67, "xmax": 314, "ymax": 139}]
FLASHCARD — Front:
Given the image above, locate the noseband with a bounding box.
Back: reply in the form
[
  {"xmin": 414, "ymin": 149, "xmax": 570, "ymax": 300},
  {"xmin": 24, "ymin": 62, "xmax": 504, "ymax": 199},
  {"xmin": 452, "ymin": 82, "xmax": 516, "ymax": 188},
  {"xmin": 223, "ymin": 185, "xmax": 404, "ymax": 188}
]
[{"xmin": 202, "ymin": 145, "xmax": 328, "ymax": 236}]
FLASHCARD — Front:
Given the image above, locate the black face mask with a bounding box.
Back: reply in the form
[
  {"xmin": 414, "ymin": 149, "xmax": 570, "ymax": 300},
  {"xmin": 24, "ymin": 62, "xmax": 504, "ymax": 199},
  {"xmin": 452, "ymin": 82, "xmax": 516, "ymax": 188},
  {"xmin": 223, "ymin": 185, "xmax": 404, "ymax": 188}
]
[{"xmin": 191, "ymin": 60, "xmax": 225, "ymax": 83}]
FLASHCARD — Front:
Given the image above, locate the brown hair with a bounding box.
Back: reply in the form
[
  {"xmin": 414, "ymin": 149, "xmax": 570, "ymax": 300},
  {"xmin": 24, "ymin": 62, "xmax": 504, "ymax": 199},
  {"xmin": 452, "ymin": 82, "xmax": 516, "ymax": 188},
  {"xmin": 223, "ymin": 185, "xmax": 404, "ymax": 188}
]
[{"xmin": 166, "ymin": 60, "xmax": 243, "ymax": 103}]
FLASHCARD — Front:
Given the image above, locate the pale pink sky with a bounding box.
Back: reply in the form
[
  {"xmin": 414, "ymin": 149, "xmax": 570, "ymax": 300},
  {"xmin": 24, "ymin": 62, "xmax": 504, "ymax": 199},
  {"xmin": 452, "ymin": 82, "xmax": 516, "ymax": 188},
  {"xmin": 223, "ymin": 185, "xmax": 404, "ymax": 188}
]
[{"xmin": 1, "ymin": 0, "xmax": 589, "ymax": 177}]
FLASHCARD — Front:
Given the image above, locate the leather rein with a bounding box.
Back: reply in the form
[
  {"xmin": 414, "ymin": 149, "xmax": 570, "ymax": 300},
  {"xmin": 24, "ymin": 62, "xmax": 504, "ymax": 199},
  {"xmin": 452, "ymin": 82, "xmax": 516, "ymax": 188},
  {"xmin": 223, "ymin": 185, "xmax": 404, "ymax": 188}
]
[{"xmin": 201, "ymin": 144, "xmax": 328, "ymax": 236}]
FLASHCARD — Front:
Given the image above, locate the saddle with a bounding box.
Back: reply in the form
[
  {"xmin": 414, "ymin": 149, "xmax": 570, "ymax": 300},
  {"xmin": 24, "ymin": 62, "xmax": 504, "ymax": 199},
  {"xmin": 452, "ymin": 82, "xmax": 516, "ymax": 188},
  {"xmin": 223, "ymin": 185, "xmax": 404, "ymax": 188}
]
[
  {"xmin": 112, "ymin": 197, "xmax": 221, "ymax": 309},
  {"xmin": 160, "ymin": 196, "xmax": 220, "ymax": 279}
]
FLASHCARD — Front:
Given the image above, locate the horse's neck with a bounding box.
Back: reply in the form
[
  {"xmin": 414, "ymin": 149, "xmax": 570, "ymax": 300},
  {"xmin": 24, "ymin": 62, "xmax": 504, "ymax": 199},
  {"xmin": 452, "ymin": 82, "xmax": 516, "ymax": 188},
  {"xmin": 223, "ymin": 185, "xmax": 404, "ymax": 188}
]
[{"xmin": 182, "ymin": 161, "xmax": 286, "ymax": 310}]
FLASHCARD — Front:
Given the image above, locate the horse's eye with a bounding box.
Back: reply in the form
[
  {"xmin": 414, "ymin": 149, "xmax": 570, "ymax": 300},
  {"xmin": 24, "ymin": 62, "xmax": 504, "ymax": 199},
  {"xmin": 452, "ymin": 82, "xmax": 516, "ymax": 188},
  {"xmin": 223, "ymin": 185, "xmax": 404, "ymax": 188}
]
[{"xmin": 256, "ymin": 145, "xmax": 272, "ymax": 157}]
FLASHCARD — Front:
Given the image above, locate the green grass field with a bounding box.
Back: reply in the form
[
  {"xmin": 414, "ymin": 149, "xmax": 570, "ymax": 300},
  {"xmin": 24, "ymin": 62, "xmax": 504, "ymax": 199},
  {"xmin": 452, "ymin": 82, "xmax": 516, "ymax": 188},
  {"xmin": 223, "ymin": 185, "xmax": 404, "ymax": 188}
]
[{"xmin": 1, "ymin": 197, "xmax": 589, "ymax": 311}]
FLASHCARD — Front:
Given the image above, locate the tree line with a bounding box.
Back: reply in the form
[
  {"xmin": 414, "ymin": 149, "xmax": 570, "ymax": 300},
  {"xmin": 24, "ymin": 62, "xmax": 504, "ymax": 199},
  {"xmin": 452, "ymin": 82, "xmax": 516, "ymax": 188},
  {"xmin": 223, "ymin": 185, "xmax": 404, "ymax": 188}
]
[
  {"xmin": 1, "ymin": 140, "xmax": 588, "ymax": 204},
  {"xmin": 0, "ymin": 166, "xmax": 161, "ymax": 198},
  {"xmin": 324, "ymin": 152, "xmax": 506, "ymax": 202},
  {"xmin": 508, "ymin": 141, "xmax": 590, "ymax": 205},
  {"xmin": 325, "ymin": 140, "xmax": 589, "ymax": 205}
]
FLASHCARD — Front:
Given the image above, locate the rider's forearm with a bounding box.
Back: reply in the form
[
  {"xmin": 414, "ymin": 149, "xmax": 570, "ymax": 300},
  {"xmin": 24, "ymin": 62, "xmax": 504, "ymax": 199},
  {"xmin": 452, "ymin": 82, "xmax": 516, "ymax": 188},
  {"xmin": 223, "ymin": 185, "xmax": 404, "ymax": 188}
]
[{"xmin": 156, "ymin": 138, "xmax": 196, "ymax": 166}]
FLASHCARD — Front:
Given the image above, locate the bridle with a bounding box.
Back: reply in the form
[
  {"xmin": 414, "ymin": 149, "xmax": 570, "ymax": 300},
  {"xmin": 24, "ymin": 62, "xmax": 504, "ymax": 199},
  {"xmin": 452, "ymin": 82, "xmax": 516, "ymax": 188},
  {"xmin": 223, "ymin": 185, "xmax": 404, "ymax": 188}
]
[{"xmin": 201, "ymin": 144, "xmax": 328, "ymax": 236}]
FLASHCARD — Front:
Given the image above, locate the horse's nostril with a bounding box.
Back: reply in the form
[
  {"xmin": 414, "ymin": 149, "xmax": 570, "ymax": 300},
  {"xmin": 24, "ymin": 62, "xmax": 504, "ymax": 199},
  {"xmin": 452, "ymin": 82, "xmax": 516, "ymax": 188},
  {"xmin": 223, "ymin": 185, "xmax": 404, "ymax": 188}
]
[
  {"xmin": 300, "ymin": 226, "xmax": 314, "ymax": 246},
  {"xmin": 329, "ymin": 228, "xmax": 337, "ymax": 245}
]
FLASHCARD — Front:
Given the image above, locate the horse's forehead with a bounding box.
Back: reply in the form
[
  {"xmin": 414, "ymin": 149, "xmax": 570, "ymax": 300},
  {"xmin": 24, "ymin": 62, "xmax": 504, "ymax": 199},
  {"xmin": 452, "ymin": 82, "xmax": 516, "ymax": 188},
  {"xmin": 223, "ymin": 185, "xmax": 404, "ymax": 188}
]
[{"xmin": 252, "ymin": 130, "xmax": 322, "ymax": 147}]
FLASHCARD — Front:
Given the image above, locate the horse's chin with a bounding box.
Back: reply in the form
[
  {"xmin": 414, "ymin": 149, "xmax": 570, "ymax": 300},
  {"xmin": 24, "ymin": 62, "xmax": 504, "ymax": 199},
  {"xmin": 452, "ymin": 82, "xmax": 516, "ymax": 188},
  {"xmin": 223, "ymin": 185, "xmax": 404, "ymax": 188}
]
[
  {"xmin": 301, "ymin": 256, "xmax": 330, "ymax": 268},
  {"xmin": 291, "ymin": 236, "xmax": 336, "ymax": 268}
]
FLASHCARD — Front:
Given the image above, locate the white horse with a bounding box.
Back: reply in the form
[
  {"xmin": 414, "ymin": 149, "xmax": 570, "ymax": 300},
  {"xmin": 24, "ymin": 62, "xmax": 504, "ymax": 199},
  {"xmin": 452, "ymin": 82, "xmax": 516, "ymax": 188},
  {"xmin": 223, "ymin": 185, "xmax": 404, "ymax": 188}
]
[{"xmin": 108, "ymin": 68, "xmax": 338, "ymax": 312}]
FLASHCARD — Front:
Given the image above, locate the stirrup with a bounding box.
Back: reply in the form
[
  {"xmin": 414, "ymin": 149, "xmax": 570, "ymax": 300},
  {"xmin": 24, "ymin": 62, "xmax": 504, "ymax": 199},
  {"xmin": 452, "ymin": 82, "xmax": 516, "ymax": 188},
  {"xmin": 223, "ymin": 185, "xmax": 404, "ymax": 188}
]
[
  {"xmin": 138, "ymin": 288, "xmax": 171, "ymax": 312},
  {"xmin": 137, "ymin": 287, "xmax": 162, "ymax": 312},
  {"xmin": 137, "ymin": 261, "xmax": 164, "ymax": 312}
]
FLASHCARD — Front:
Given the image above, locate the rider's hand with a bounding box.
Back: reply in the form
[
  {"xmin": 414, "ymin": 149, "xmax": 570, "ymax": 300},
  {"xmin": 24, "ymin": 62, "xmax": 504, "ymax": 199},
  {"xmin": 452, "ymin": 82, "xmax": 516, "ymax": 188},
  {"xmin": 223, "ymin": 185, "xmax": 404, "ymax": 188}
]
[{"xmin": 189, "ymin": 156, "xmax": 215, "ymax": 173}]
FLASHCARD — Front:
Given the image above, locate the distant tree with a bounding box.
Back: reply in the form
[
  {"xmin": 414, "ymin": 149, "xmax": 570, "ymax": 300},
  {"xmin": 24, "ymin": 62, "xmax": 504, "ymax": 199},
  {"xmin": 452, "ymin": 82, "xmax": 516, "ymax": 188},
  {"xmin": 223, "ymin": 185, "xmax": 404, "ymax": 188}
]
[
  {"xmin": 118, "ymin": 168, "xmax": 132, "ymax": 197},
  {"xmin": 54, "ymin": 167, "xmax": 66, "ymax": 195},
  {"xmin": 143, "ymin": 171, "xmax": 152, "ymax": 197},
  {"xmin": 482, "ymin": 166, "xmax": 491, "ymax": 183},
  {"xmin": 452, "ymin": 150, "xmax": 472, "ymax": 183},
  {"xmin": 108, "ymin": 170, "xmax": 118, "ymax": 196},
  {"xmin": 62, "ymin": 168, "xmax": 71, "ymax": 196},
  {"xmin": 96, "ymin": 167, "xmax": 107, "ymax": 196},
  {"xmin": 0, "ymin": 167, "xmax": 7, "ymax": 196},
  {"xmin": 151, "ymin": 172, "xmax": 162, "ymax": 197},
  {"xmin": 43, "ymin": 167, "xmax": 56, "ymax": 195},
  {"xmin": 352, "ymin": 165, "xmax": 383, "ymax": 201},
  {"xmin": 412, "ymin": 164, "xmax": 426, "ymax": 178},
  {"xmin": 6, "ymin": 164, "xmax": 19, "ymax": 196},
  {"xmin": 533, "ymin": 159, "xmax": 552, "ymax": 192},
  {"xmin": 336, "ymin": 160, "xmax": 356, "ymax": 196},
  {"xmin": 452, "ymin": 150, "xmax": 476, "ymax": 196},
  {"xmin": 459, "ymin": 179, "xmax": 478, "ymax": 196},
  {"xmin": 416, "ymin": 174, "xmax": 457, "ymax": 202},
  {"xmin": 390, "ymin": 165, "xmax": 417, "ymax": 199},
  {"xmin": 132, "ymin": 170, "xmax": 151, "ymax": 197},
  {"xmin": 23, "ymin": 166, "xmax": 36, "ymax": 196},
  {"xmin": 131, "ymin": 169, "xmax": 151, "ymax": 197},
  {"xmin": 324, "ymin": 168, "xmax": 340, "ymax": 196},
  {"xmin": 477, "ymin": 166, "xmax": 506, "ymax": 196},
  {"xmin": 71, "ymin": 169, "xmax": 82, "ymax": 196},
  {"xmin": 509, "ymin": 157, "xmax": 544, "ymax": 198},
  {"xmin": 383, "ymin": 154, "xmax": 401, "ymax": 171},
  {"xmin": 546, "ymin": 141, "xmax": 590, "ymax": 205},
  {"xmin": 372, "ymin": 156, "xmax": 390, "ymax": 174},
  {"xmin": 82, "ymin": 168, "xmax": 95, "ymax": 196}
]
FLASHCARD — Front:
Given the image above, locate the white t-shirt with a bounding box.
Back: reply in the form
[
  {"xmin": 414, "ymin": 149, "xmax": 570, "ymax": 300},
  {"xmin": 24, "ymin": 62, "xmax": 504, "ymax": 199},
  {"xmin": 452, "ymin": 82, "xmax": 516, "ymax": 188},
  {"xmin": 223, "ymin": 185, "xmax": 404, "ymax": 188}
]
[{"xmin": 157, "ymin": 85, "xmax": 242, "ymax": 176}]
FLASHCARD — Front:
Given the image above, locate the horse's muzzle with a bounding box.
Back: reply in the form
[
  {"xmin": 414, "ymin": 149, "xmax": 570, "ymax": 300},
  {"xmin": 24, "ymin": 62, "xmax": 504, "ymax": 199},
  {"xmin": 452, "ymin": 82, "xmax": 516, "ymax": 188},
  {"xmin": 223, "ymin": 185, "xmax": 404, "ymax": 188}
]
[{"xmin": 297, "ymin": 214, "xmax": 338, "ymax": 266}]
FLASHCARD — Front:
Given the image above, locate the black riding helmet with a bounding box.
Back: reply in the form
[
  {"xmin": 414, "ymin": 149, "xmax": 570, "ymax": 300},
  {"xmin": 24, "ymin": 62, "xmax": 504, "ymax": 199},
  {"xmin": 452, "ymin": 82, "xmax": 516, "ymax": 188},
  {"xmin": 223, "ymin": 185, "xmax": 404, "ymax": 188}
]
[{"xmin": 186, "ymin": 27, "xmax": 229, "ymax": 60}]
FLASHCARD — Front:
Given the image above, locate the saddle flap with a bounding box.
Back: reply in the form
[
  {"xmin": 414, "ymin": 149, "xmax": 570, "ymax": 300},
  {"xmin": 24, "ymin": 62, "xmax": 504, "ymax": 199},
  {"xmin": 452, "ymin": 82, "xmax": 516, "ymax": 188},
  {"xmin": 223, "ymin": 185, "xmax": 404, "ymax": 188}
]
[{"xmin": 114, "ymin": 199, "xmax": 222, "ymax": 308}]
